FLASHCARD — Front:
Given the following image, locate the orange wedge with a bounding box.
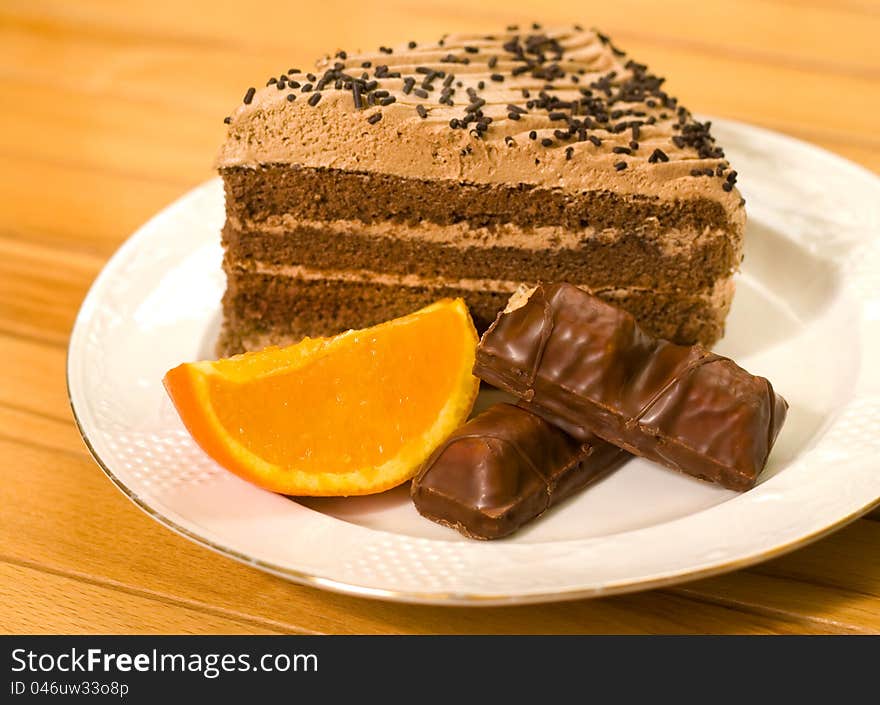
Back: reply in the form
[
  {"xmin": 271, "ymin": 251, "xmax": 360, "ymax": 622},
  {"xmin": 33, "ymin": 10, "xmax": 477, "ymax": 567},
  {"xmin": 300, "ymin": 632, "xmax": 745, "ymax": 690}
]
[{"xmin": 163, "ymin": 299, "xmax": 479, "ymax": 496}]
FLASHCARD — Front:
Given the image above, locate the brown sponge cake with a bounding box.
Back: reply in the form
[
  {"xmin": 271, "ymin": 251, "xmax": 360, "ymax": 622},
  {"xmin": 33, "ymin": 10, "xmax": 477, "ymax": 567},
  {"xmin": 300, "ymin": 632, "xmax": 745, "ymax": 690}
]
[{"xmin": 216, "ymin": 25, "xmax": 745, "ymax": 355}]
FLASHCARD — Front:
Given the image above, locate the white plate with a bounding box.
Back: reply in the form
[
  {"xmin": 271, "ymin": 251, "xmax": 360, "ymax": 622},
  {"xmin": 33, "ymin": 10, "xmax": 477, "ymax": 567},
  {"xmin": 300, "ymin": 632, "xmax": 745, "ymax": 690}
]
[{"xmin": 68, "ymin": 119, "xmax": 880, "ymax": 605}]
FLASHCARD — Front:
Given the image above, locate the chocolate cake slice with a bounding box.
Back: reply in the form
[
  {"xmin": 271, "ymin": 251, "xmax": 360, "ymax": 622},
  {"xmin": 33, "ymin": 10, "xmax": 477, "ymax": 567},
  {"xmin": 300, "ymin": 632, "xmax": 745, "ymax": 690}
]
[{"xmin": 216, "ymin": 24, "xmax": 745, "ymax": 355}]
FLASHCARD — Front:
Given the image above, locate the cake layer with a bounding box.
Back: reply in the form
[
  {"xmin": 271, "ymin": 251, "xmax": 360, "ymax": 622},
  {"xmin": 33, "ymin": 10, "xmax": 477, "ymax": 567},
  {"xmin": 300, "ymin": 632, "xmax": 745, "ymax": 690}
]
[
  {"xmin": 222, "ymin": 218, "xmax": 738, "ymax": 291},
  {"xmin": 222, "ymin": 165, "xmax": 742, "ymax": 234},
  {"xmin": 217, "ymin": 266, "xmax": 733, "ymax": 356}
]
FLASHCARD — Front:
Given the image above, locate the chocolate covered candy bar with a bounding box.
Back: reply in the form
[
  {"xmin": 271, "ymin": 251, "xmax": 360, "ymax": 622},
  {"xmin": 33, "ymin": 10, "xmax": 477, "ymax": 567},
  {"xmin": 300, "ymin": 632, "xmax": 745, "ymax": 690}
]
[
  {"xmin": 474, "ymin": 284, "xmax": 788, "ymax": 491},
  {"xmin": 411, "ymin": 403, "xmax": 627, "ymax": 540}
]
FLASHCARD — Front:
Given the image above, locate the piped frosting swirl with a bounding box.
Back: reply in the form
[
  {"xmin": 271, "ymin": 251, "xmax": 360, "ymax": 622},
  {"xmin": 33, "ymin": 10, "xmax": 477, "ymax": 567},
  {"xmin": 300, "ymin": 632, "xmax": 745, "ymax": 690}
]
[{"xmin": 218, "ymin": 24, "xmax": 743, "ymax": 206}]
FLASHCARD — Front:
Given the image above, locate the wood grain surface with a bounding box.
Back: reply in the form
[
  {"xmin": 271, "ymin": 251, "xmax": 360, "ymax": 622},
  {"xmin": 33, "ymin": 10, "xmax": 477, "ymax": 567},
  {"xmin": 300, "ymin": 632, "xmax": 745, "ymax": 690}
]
[{"xmin": 2, "ymin": 0, "xmax": 878, "ymax": 635}]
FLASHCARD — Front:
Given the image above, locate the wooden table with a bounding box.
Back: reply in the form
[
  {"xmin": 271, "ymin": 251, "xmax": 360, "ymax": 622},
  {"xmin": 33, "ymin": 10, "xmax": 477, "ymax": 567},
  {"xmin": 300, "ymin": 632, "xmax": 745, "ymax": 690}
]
[{"xmin": 2, "ymin": 0, "xmax": 878, "ymax": 635}]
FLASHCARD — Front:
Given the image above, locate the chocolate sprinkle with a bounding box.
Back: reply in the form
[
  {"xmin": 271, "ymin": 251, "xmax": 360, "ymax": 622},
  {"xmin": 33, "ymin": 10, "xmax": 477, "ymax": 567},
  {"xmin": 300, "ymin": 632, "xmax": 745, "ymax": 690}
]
[
  {"xmin": 565, "ymin": 146, "xmax": 574, "ymax": 160},
  {"xmin": 648, "ymin": 148, "xmax": 669, "ymax": 163},
  {"xmin": 529, "ymin": 130, "xmax": 538, "ymax": 140},
  {"xmin": 286, "ymin": 94, "xmax": 296, "ymax": 102},
  {"xmin": 367, "ymin": 112, "xmax": 382, "ymax": 124},
  {"xmin": 308, "ymin": 92, "xmax": 322, "ymax": 106},
  {"xmin": 242, "ymin": 87, "xmax": 256, "ymax": 104},
  {"xmin": 614, "ymin": 161, "xmax": 627, "ymax": 171},
  {"xmin": 416, "ymin": 104, "xmax": 428, "ymax": 118}
]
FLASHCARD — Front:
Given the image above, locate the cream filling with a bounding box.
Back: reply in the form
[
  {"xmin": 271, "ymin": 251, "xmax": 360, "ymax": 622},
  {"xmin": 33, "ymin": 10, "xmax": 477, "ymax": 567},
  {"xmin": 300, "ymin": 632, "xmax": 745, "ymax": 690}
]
[
  {"xmin": 231, "ymin": 214, "xmax": 738, "ymax": 257},
  {"xmin": 237, "ymin": 261, "xmax": 734, "ymax": 302}
]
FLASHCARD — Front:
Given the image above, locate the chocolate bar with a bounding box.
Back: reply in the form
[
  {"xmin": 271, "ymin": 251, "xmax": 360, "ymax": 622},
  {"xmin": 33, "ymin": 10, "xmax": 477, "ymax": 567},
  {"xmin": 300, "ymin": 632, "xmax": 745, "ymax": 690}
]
[
  {"xmin": 411, "ymin": 403, "xmax": 627, "ymax": 540},
  {"xmin": 474, "ymin": 284, "xmax": 788, "ymax": 491}
]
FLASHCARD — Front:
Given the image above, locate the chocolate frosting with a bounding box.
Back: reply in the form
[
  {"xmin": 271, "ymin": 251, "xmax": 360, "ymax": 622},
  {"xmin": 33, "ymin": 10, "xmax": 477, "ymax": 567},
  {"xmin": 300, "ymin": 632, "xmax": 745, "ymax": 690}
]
[
  {"xmin": 474, "ymin": 284, "xmax": 788, "ymax": 490},
  {"xmin": 217, "ymin": 25, "xmax": 745, "ymax": 212},
  {"xmin": 411, "ymin": 403, "xmax": 626, "ymax": 539}
]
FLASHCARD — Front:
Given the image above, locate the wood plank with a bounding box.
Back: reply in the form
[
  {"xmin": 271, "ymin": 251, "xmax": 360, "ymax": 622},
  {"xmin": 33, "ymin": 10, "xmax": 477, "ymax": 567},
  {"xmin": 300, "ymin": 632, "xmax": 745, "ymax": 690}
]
[
  {"xmin": 0, "ymin": 432, "xmax": 844, "ymax": 634},
  {"xmin": 0, "ymin": 402, "xmax": 86, "ymax": 457},
  {"xmin": 0, "ymin": 237, "xmax": 102, "ymax": 346},
  {"xmin": 1, "ymin": 2, "xmax": 879, "ymax": 150},
  {"xmin": 4, "ymin": 0, "xmax": 878, "ymax": 74},
  {"xmin": 0, "ymin": 336, "xmax": 70, "ymax": 421},
  {"xmin": 0, "ymin": 158, "xmax": 188, "ymax": 256},
  {"xmin": 673, "ymin": 568, "xmax": 880, "ymax": 634},
  {"xmin": 752, "ymin": 518, "xmax": 880, "ymax": 597},
  {"xmin": 0, "ymin": 19, "xmax": 304, "ymax": 119},
  {"xmin": 0, "ymin": 77, "xmax": 220, "ymax": 186},
  {"xmin": 764, "ymin": 0, "xmax": 879, "ymax": 18},
  {"xmin": 0, "ymin": 562, "xmax": 282, "ymax": 634}
]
